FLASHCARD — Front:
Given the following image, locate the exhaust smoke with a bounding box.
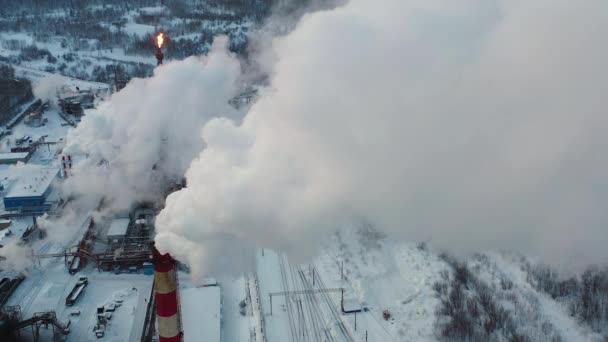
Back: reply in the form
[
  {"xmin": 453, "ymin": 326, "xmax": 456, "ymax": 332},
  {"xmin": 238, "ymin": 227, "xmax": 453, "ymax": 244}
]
[{"xmin": 154, "ymin": 0, "xmax": 608, "ymax": 279}]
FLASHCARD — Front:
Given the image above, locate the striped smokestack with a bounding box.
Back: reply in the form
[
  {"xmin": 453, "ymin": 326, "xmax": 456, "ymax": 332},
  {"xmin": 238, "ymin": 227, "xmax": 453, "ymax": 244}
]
[{"xmin": 153, "ymin": 245, "xmax": 182, "ymax": 342}]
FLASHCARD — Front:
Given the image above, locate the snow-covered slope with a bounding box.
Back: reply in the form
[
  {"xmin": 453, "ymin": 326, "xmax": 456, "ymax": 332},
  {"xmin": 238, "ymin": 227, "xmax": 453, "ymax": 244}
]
[{"xmin": 311, "ymin": 226, "xmax": 607, "ymax": 342}]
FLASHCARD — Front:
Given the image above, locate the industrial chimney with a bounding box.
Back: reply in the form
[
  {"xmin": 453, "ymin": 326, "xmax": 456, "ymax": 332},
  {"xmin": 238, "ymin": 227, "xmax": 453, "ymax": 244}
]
[{"xmin": 152, "ymin": 245, "xmax": 183, "ymax": 342}]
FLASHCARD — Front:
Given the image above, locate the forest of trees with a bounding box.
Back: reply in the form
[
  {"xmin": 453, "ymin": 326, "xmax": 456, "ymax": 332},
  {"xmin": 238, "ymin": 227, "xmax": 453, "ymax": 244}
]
[
  {"xmin": 0, "ymin": 65, "xmax": 32, "ymax": 123},
  {"xmin": 0, "ymin": 0, "xmax": 276, "ymax": 19},
  {"xmin": 0, "ymin": 0, "xmax": 290, "ymax": 82},
  {"xmin": 526, "ymin": 262, "xmax": 608, "ymax": 337},
  {"xmin": 433, "ymin": 253, "xmax": 608, "ymax": 342}
]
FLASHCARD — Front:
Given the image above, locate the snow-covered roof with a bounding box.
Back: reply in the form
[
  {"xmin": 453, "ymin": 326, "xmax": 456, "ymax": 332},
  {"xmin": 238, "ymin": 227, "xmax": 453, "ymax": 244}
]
[
  {"xmin": 5, "ymin": 167, "xmax": 59, "ymax": 198},
  {"xmin": 342, "ymin": 298, "xmax": 362, "ymax": 313},
  {"xmin": 181, "ymin": 286, "xmax": 221, "ymax": 342},
  {"xmin": 107, "ymin": 218, "xmax": 129, "ymax": 238},
  {"xmin": 0, "ymin": 152, "xmax": 29, "ymax": 160},
  {"xmin": 200, "ymin": 278, "xmax": 218, "ymax": 287}
]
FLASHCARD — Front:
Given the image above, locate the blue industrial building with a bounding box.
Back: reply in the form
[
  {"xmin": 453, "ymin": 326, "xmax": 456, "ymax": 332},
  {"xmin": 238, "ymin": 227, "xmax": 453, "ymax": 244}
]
[{"xmin": 4, "ymin": 168, "xmax": 59, "ymax": 212}]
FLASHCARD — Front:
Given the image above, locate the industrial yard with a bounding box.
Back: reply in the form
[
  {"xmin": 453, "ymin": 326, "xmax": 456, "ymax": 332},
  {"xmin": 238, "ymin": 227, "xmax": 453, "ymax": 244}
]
[
  {"xmin": 0, "ymin": 67, "xmax": 380, "ymax": 342},
  {"xmin": 0, "ymin": 82, "xmax": 402, "ymax": 342},
  {"xmin": 1, "ymin": 1, "xmax": 607, "ymax": 342},
  {"xmin": 0, "ymin": 75, "xmax": 159, "ymax": 341}
]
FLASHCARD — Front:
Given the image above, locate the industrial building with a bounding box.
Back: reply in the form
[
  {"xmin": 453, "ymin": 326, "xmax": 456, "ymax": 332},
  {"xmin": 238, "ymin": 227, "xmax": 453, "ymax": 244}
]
[
  {"xmin": 3, "ymin": 167, "xmax": 59, "ymax": 211},
  {"xmin": 0, "ymin": 151, "xmax": 31, "ymax": 165},
  {"xmin": 59, "ymin": 92, "xmax": 94, "ymax": 117},
  {"xmin": 60, "ymin": 99, "xmax": 84, "ymax": 117},
  {"xmin": 181, "ymin": 286, "xmax": 221, "ymax": 342},
  {"xmin": 107, "ymin": 218, "xmax": 129, "ymax": 243}
]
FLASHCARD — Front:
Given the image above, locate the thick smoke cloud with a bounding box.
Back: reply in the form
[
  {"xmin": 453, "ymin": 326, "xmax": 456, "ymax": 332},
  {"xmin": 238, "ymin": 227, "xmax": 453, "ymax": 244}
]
[
  {"xmin": 63, "ymin": 38, "xmax": 241, "ymax": 212},
  {"xmin": 154, "ymin": 0, "xmax": 608, "ymax": 278}
]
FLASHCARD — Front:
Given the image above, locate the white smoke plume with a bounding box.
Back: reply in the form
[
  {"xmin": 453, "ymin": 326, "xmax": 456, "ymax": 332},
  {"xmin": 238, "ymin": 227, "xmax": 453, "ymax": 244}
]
[
  {"xmin": 155, "ymin": 0, "xmax": 608, "ymax": 279},
  {"xmin": 0, "ymin": 240, "xmax": 33, "ymax": 274},
  {"xmin": 63, "ymin": 37, "xmax": 241, "ymax": 213},
  {"xmin": 32, "ymin": 74, "xmax": 65, "ymax": 106}
]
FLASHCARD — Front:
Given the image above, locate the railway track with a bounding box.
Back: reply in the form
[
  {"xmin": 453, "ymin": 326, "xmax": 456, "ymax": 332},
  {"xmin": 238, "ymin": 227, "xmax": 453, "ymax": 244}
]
[
  {"xmin": 313, "ymin": 266, "xmax": 356, "ymax": 342},
  {"xmin": 18, "ymin": 256, "xmax": 63, "ymax": 316},
  {"xmin": 298, "ymin": 268, "xmax": 336, "ymax": 342},
  {"xmin": 287, "ymin": 261, "xmax": 307, "ymax": 341},
  {"xmin": 279, "ymin": 254, "xmax": 298, "ymax": 342}
]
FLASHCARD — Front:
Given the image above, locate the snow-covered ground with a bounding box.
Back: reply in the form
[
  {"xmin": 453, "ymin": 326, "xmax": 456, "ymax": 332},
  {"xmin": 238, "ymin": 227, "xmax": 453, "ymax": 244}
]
[
  {"xmin": 249, "ymin": 226, "xmax": 607, "ymax": 342},
  {"xmin": 8, "ymin": 264, "xmax": 153, "ymax": 342},
  {"xmin": 314, "ymin": 228, "xmax": 448, "ymax": 342},
  {"xmin": 0, "ymin": 76, "xmax": 153, "ymax": 341}
]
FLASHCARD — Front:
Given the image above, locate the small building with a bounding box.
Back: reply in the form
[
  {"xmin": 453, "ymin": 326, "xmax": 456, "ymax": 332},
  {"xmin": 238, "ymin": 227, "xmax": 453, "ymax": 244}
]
[
  {"xmin": 0, "ymin": 219, "xmax": 11, "ymax": 230},
  {"xmin": 10, "ymin": 145, "xmax": 33, "ymax": 154},
  {"xmin": 107, "ymin": 218, "xmax": 129, "ymax": 243},
  {"xmin": 181, "ymin": 286, "xmax": 221, "ymax": 342},
  {"xmin": 142, "ymin": 262, "xmax": 154, "ymax": 275},
  {"xmin": 62, "ymin": 100, "xmax": 84, "ymax": 116},
  {"xmin": 342, "ymin": 298, "xmax": 362, "ymax": 314},
  {"xmin": 59, "ymin": 92, "xmax": 93, "ymax": 116},
  {"xmin": 0, "ymin": 151, "xmax": 32, "ymax": 164},
  {"xmin": 3, "ymin": 167, "xmax": 59, "ymax": 211}
]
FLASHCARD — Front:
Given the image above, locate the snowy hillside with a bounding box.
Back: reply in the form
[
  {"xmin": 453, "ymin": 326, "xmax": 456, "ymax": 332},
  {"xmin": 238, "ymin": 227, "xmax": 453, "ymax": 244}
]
[
  {"xmin": 308, "ymin": 226, "xmax": 608, "ymax": 342},
  {"xmin": 0, "ymin": 1, "xmax": 262, "ymax": 83}
]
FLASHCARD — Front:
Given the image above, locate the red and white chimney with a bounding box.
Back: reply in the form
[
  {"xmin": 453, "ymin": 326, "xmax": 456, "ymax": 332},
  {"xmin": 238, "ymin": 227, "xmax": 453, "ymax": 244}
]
[{"xmin": 153, "ymin": 246, "xmax": 182, "ymax": 342}]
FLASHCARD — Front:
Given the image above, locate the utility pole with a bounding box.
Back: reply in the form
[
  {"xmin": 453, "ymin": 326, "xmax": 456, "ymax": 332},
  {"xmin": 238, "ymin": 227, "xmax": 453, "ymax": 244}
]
[
  {"xmin": 366, "ymin": 330, "xmax": 368, "ymax": 342},
  {"xmin": 299, "ymin": 300, "xmax": 304, "ymax": 339},
  {"xmin": 354, "ymin": 311, "xmax": 357, "ymax": 331}
]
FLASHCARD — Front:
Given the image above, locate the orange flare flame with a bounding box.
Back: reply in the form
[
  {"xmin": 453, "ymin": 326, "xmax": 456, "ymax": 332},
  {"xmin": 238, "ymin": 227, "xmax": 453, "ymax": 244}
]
[{"xmin": 156, "ymin": 33, "xmax": 164, "ymax": 49}]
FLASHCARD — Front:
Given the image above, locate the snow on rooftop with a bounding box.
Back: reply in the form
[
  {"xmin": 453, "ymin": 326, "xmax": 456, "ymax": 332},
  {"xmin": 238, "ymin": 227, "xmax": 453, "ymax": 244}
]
[
  {"xmin": 107, "ymin": 218, "xmax": 129, "ymax": 237},
  {"xmin": 123, "ymin": 23, "xmax": 155, "ymax": 37},
  {"xmin": 342, "ymin": 298, "xmax": 362, "ymax": 313},
  {"xmin": 181, "ymin": 286, "xmax": 221, "ymax": 342},
  {"xmin": 5, "ymin": 167, "xmax": 59, "ymax": 198},
  {"xmin": 0, "ymin": 152, "xmax": 29, "ymax": 160}
]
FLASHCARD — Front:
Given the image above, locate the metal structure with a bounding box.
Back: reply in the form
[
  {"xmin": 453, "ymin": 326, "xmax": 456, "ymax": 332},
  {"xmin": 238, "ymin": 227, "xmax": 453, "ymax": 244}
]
[
  {"xmin": 156, "ymin": 48, "xmax": 164, "ymax": 65},
  {"xmin": 0, "ymin": 276, "xmax": 25, "ymax": 307},
  {"xmin": 0, "ymin": 306, "xmax": 70, "ymax": 341},
  {"xmin": 35, "ymin": 247, "xmax": 152, "ymax": 272},
  {"xmin": 33, "ymin": 213, "xmax": 154, "ymax": 273}
]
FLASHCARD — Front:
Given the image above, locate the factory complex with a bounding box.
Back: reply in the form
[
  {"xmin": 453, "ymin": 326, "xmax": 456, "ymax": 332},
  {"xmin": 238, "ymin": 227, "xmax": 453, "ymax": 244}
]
[
  {"xmin": 0, "ymin": 72, "xmax": 233, "ymax": 342},
  {"xmin": 0, "ymin": 33, "xmax": 359, "ymax": 342}
]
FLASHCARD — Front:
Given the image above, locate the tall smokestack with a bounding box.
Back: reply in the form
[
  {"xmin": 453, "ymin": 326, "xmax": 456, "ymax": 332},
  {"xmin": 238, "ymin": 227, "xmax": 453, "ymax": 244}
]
[
  {"xmin": 156, "ymin": 33, "xmax": 165, "ymax": 65},
  {"xmin": 152, "ymin": 245, "xmax": 182, "ymax": 342}
]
